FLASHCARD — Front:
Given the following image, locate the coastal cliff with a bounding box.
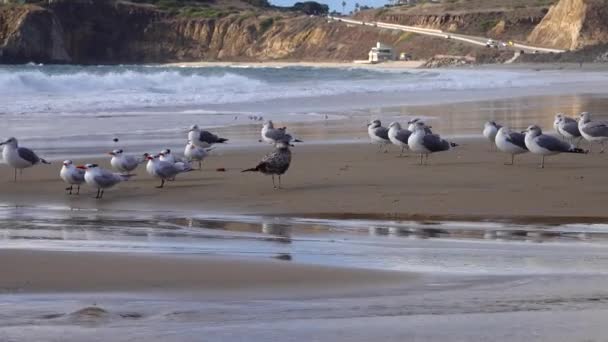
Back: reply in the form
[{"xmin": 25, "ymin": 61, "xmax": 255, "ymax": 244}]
[
  {"xmin": 527, "ymin": 0, "xmax": 608, "ymax": 50},
  {"xmin": 0, "ymin": 0, "xmax": 503, "ymax": 64}
]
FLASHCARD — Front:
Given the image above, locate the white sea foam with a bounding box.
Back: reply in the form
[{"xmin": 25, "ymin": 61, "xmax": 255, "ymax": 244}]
[{"xmin": 1, "ymin": 66, "xmax": 606, "ymax": 116}]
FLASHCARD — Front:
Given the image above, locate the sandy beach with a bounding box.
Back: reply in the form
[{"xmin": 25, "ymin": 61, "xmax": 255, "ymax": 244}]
[
  {"xmin": 4, "ymin": 64, "xmax": 608, "ymax": 341},
  {"xmin": 0, "ymin": 138, "xmax": 606, "ymax": 221}
]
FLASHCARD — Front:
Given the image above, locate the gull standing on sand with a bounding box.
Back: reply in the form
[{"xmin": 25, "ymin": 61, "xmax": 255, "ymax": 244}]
[
  {"xmin": 146, "ymin": 154, "xmax": 192, "ymax": 188},
  {"xmin": 60, "ymin": 160, "xmax": 85, "ymax": 195},
  {"xmin": 0, "ymin": 137, "xmax": 50, "ymax": 182},
  {"xmin": 524, "ymin": 125, "xmax": 586, "ymax": 168},
  {"xmin": 184, "ymin": 142, "xmax": 211, "ymax": 170},
  {"xmin": 242, "ymin": 141, "xmax": 292, "ymax": 189},
  {"xmin": 83, "ymin": 164, "xmax": 133, "ymax": 199},
  {"xmin": 109, "ymin": 149, "xmax": 144, "ymax": 174},
  {"xmin": 261, "ymin": 120, "xmax": 303, "ymax": 145},
  {"xmin": 554, "ymin": 114, "xmax": 581, "ymax": 145},
  {"xmin": 483, "ymin": 121, "xmax": 502, "ymax": 149},
  {"xmin": 578, "ymin": 112, "xmax": 608, "ymax": 153},
  {"xmin": 387, "ymin": 122, "xmax": 412, "ymax": 156},
  {"xmin": 368, "ymin": 119, "xmax": 390, "ymax": 152},
  {"xmin": 495, "ymin": 127, "xmax": 528, "ymax": 165},
  {"xmin": 408, "ymin": 121, "xmax": 458, "ymax": 165},
  {"xmin": 188, "ymin": 125, "xmax": 228, "ymax": 148}
]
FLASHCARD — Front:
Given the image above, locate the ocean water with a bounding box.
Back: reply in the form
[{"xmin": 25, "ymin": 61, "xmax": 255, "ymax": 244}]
[{"xmin": 2, "ymin": 64, "xmax": 608, "ymax": 158}]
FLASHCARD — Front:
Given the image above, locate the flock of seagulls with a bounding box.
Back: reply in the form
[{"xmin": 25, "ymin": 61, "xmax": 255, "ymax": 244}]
[
  {"xmin": 483, "ymin": 112, "xmax": 608, "ymax": 168},
  {"xmin": 2, "ymin": 111, "xmax": 608, "ymax": 198},
  {"xmin": 368, "ymin": 118, "xmax": 457, "ymax": 164},
  {"xmin": 1, "ymin": 123, "xmax": 298, "ymax": 198}
]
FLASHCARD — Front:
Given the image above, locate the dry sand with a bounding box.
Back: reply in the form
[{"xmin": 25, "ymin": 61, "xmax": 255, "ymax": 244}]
[{"xmin": 0, "ymin": 139, "xmax": 605, "ymax": 221}]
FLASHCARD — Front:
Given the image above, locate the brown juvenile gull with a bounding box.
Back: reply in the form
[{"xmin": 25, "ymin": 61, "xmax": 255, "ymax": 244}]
[{"xmin": 242, "ymin": 141, "xmax": 292, "ymax": 189}]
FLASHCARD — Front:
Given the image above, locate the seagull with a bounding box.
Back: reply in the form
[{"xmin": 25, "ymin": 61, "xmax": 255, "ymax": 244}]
[
  {"xmin": 188, "ymin": 125, "xmax": 228, "ymax": 148},
  {"xmin": 407, "ymin": 118, "xmax": 433, "ymax": 134},
  {"xmin": 159, "ymin": 149, "xmax": 183, "ymax": 164},
  {"xmin": 261, "ymin": 121, "xmax": 302, "ymax": 145},
  {"xmin": 83, "ymin": 164, "xmax": 133, "ymax": 199},
  {"xmin": 242, "ymin": 141, "xmax": 292, "ymax": 189},
  {"xmin": 483, "ymin": 121, "xmax": 502, "ymax": 150},
  {"xmin": 109, "ymin": 149, "xmax": 144, "ymax": 174},
  {"xmin": 184, "ymin": 142, "xmax": 212, "ymax": 170},
  {"xmin": 554, "ymin": 114, "xmax": 581, "ymax": 145},
  {"xmin": 387, "ymin": 122, "xmax": 411, "ymax": 156},
  {"xmin": 524, "ymin": 125, "xmax": 586, "ymax": 168},
  {"xmin": 367, "ymin": 119, "xmax": 390, "ymax": 152},
  {"xmin": 495, "ymin": 127, "xmax": 528, "ymax": 165},
  {"xmin": 408, "ymin": 121, "xmax": 458, "ymax": 165},
  {"xmin": 145, "ymin": 154, "xmax": 192, "ymax": 188},
  {"xmin": 59, "ymin": 160, "xmax": 85, "ymax": 195},
  {"xmin": 578, "ymin": 112, "xmax": 608, "ymax": 153},
  {"xmin": 0, "ymin": 137, "xmax": 50, "ymax": 182}
]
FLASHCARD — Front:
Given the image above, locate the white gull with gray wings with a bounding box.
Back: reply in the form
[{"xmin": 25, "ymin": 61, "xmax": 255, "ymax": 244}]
[
  {"xmin": 408, "ymin": 121, "xmax": 458, "ymax": 165},
  {"xmin": 59, "ymin": 160, "xmax": 85, "ymax": 195},
  {"xmin": 0, "ymin": 137, "xmax": 50, "ymax": 182},
  {"xmin": 387, "ymin": 122, "xmax": 411, "ymax": 156},
  {"xmin": 109, "ymin": 149, "xmax": 144, "ymax": 174},
  {"xmin": 261, "ymin": 121, "xmax": 302, "ymax": 145},
  {"xmin": 367, "ymin": 119, "xmax": 390, "ymax": 152},
  {"xmin": 524, "ymin": 125, "xmax": 586, "ymax": 168},
  {"xmin": 145, "ymin": 154, "xmax": 192, "ymax": 188},
  {"xmin": 554, "ymin": 114, "xmax": 581, "ymax": 144},
  {"xmin": 495, "ymin": 127, "xmax": 528, "ymax": 165},
  {"xmin": 83, "ymin": 164, "xmax": 133, "ymax": 199},
  {"xmin": 578, "ymin": 112, "xmax": 608, "ymax": 152},
  {"xmin": 188, "ymin": 125, "xmax": 228, "ymax": 148}
]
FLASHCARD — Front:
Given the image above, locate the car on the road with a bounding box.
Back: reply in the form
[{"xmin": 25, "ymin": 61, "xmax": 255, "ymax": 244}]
[{"xmin": 486, "ymin": 39, "xmax": 498, "ymax": 48}]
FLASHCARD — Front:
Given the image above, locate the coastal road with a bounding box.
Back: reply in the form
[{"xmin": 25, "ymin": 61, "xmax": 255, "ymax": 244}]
[{"xmin": 329, "ymin": 16, "xmax": 565, "ymax": 55}]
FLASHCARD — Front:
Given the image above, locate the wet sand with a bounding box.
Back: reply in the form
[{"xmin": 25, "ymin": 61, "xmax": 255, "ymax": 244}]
[
  {"xmin": 0, "ymin": 249, "xmax": 409, "ymax": 295},
  {"xmin": 0, "ymin": 138, "xmax": 606, "ymax": 221}
]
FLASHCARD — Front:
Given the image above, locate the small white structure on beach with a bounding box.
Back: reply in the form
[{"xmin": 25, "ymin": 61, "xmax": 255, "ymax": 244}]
[{"xmin": 368, "ymin": 42, "xmax": 394, "ymax": 63}]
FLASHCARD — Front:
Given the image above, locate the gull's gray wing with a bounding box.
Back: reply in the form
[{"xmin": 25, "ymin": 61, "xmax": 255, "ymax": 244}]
[
  {"xmin": 375, "ymin": 127, "xmax": 389, "ymax": 140},
  {"xmin": 17, "ymin": 147, "xmax": 40, "ymax": 165},
  {"xmin": 562, "ymin": 117, "xmax": 577, "ymax": 124},
  {"xmin": 536, "ymin": 134, "xmax": 571, "ymax": 152},
  {"xmin": 198, "ymin": 131, "xmax": 228, "ymax": 144},
  {"xmin": 560, "ymin": 121, "xmax": 581, "ymax": 137},
  {"xmin": 156, "ymin": 161, "xmax": 179, "ymax": 178},
  {"xmin": 582, "ymin": 122, "xmax": 608, "ymax": 138},
  {"xmin": 422, "ymin": 134, "xmax": 450, "ymax": 152},
  {"xmin": 94, "ymin": 171, "xmax": 119, "ymax": 188},
  {"xmin": 506, "ymin": 132, "xmax": 527, "ymax": 150},
  {"xmin": 395, "ymin": 129, "xmax": 412, "ymax": 144}
]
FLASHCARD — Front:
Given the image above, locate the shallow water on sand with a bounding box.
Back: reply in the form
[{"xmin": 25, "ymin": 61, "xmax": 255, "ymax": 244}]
[
  {"xmin": 3, "ymin": 204, "xmax": 608, "ymax": 275},
  {"xmin": 5, "ymin": 205, "xmax": 608, "ymax": 341}
]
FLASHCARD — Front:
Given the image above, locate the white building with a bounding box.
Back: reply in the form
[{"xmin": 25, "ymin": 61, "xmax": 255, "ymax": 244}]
[{"xmin": 368, "ymin": 42, "xmax": 394, "ymax": 63}]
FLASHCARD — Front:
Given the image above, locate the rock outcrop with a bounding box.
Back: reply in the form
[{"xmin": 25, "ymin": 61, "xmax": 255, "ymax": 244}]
[
  {"xmin": 0, "ymin": 5, "xmax": 69, "ymax": 63},
  {"xmin": 527, "ymin": 0, "xmax": 608, "ymax": 50}
]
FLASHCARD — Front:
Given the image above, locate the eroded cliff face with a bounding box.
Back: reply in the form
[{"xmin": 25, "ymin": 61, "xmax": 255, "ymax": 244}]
[
  {"xmin": 0, "ymin": 5, "xmax": 69, "ymax": 63},
  {"xmin": 0, "ymin": 1, "xmax": 505, "ymax": 64},
  {"xmin": 357, "ymin": 8, "xmax": 548, "ymax": 41},
  {"xmin": 527, "ymin": 0, "xmax": 608, "ymax": 50}
]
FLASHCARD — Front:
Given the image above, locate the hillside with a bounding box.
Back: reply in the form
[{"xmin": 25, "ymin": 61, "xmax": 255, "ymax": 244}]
[
  {"xmin": 0, "ymin": 0, "xmax": 506, "ymax": 64},
  {"xmin": 356, "ymin": 0, "xmax": 558, "ymax": 42}
]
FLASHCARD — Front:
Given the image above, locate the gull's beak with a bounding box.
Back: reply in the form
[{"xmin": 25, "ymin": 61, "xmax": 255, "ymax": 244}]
[
  {"xmin": 366, "ymin": 123, "xmax": 371, "ymax": 127},
  {"xmin": 0, "ymin": 140, "xmax": 7, "ymax": 146},
  {"xmin": 108, "ymin": 152, "xmax": 115, "ymax": 156},
  {"xmin": 76, "ymin": 165, "xmax": 86, "ymax": 170}
]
